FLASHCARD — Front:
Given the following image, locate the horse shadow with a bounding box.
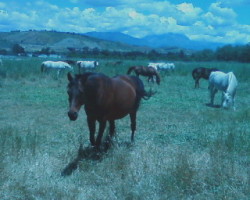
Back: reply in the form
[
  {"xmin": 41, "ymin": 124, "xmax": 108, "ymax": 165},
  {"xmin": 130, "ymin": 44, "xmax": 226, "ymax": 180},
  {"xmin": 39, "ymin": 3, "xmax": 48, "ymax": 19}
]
[
  {"xmin": 205, "ymin": 103, "xmax": 221, "ymax": 108},
  {"xmin": 61, "ymin": 142, "xmax": 109, "ymax": 176},
  {"xmin": 61, "ymin": 137, "xmax": 134, "ymax": 176}
]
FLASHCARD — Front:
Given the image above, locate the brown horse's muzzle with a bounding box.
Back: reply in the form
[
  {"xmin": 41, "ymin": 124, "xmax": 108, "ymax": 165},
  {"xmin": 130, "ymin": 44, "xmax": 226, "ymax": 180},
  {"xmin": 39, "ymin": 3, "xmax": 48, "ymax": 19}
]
[{"xmin": 68, "ymin": 111, "xmax": 78, "ymax": 121}]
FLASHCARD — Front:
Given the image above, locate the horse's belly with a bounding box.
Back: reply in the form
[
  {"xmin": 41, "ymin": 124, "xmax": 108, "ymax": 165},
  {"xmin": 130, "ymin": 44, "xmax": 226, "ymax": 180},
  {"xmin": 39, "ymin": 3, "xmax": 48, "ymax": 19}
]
[{"xmin": 106, "ymin": 110, "xmax": 130, "ymax": 120}]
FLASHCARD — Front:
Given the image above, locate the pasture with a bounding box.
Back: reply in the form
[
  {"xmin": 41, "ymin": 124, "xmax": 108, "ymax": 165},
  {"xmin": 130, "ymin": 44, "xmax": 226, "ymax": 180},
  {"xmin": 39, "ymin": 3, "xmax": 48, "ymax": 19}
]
[{"xmin": 0, "ymin": 58, "xmax": 249, "ymax": 199}]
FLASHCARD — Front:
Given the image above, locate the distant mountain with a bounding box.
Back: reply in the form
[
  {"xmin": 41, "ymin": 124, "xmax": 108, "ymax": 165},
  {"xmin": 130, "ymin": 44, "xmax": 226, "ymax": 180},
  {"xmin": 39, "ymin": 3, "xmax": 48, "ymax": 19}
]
[
  {"xmin": 0, "ymin": 30, "xmax": 224, "ymax": 56},
  {"xmin": 84, "ymin": 32, "xmax": 147, "ymax": 47},
  {"xmin": 143, "ymin": 33, "xmax": 225, "ymax": 50},
  {"xmin": 143, "ymin": 33, "xmax": 191, "ymax": 48},
  {"xmin": 84, "ymin": 31, "xmax": 224, "ymax": 50}
]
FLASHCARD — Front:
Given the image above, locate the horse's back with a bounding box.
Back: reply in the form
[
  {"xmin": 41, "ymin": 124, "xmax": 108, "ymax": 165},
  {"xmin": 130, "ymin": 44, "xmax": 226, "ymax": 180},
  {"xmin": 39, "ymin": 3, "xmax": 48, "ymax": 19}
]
[
  {"xmin": 112, "ymin": 75, "xmax": 145, "ymax": 113},
  {"xmin": 193, "ymin": 67, "xmax": 218, "ymax": 80},
  {"xmin": 112, "ymin": 75, "xmax": 138, "ymax": 95},
  {"xmin": 209, "ymin": 71, "xmax": 229, "ymax": 91},
  {"xmin": 85, "ymin": 74, "xmax": 138, "ymax": 119}
]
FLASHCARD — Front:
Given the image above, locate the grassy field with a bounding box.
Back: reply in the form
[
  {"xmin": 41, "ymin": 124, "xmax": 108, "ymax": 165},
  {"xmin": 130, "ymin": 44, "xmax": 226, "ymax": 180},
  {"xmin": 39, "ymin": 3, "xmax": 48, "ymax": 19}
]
[{"xmin": 0, "ymin": 57, "xmax": 249, "ymax": 199}]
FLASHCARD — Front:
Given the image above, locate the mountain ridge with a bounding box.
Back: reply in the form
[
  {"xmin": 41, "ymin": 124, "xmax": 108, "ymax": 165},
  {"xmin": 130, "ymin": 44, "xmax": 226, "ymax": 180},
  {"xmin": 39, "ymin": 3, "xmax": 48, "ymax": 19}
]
[
  {"xmin": 84, "ymin": 31, "xmax": 224, "ymax": 50},
  {"xmin": 0, "ymin": 30, "xmax": 223, "ymax": 56}
]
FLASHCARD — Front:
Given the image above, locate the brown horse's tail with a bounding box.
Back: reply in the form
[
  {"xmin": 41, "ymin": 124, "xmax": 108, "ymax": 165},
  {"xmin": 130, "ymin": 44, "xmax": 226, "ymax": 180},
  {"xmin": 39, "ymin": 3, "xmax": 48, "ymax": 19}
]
[
  {"xmin": 155, "ymin": 71, "xmax": 161, "ymax": 85},
  {"xmin": 143, "ymin": 88, "xmax": 156, "ymax": 100},
  {"xmin": 127, "ymin": 66, "xmax": 136, "ymax": 75},
  {"xmin": 131, "ymin": 76, "xmax": 155, "ymax": 110}
]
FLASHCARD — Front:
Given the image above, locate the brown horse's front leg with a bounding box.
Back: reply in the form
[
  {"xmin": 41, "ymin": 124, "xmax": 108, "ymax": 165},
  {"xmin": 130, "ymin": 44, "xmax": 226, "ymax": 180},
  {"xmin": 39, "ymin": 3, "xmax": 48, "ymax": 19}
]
[
  {"xmin": 129, "ymin": 112, "xmax": 136, "ymax": 142},
  {"xmin": 109, "ymin": 120, "xmax": 116, "ymax": 138},
  {"xmin": 95, "ymin": 120, "xmax": 107, "ymax": 148},
  {"xmin": 87, "ymin": 116, "xmax": 96, "ymax": 146}
]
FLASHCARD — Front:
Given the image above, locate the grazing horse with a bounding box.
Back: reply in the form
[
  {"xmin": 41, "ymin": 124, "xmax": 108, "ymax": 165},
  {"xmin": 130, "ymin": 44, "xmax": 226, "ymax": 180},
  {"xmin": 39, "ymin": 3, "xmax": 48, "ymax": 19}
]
[
  {"xmin": 192, "ymin": 67, "xmax": 219, "ymax": 88},
  {"xmin": 209, "ymin": 71, "xmax": 238, "ymax": 110},
  {"xmin": 76, "ymin": 61, "xmax": 99, "ymax": 73},
  {"xmin": 41, "ymin": 61, "xmax": 73, "ymax": 76},
  {"xmin": 148, "ymin": 62, "xmax": 175, "ymax": 71},
  {"xmin": 158, "ymin": 63, "xmax": 175, "ymax": 71},
  {"xmin": 127, "ymin": 66, "xmax": 161, "ymax": 85},
  {"xmin": 67, "ymin": 72, "xmax": 153, "ymax": 148}
]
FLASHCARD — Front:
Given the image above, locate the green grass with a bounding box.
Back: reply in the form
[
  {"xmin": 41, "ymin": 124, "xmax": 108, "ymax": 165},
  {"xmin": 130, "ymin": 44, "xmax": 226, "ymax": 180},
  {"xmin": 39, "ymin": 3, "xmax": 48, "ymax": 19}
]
[{"xmin": 0, "ymin": 58, "xmax": 249, "ymax": 199}]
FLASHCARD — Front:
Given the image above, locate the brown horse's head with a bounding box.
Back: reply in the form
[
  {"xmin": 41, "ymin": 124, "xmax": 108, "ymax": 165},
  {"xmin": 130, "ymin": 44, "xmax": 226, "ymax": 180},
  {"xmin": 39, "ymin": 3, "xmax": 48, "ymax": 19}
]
[{"xmin": 67, "ymin": 73, "xmax": 86, "ymax": 121}]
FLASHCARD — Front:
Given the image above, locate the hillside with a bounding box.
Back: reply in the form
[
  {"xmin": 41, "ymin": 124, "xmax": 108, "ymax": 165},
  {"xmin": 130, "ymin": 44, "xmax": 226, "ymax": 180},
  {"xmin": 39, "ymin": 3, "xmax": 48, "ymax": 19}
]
[
  {"xmin": 0, "ymin": 30, "xmax": 158, "ymax": 54},
  {"xmin": 0, "ymin": 30, "xmax": 196, "ymax": 56}
]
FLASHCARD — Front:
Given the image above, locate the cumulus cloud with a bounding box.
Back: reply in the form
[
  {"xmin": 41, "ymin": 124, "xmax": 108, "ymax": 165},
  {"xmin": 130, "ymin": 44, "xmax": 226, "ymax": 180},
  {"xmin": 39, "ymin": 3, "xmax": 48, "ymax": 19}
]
[
  {"xmin": 201, "ymin": 2, "xmax": 237, "ymax": 29},
  {"xmin": 209, "ymin": 2, "xmax": 237, "ymax": 19},
  {"xmin": 0, "ymin": 0, "xmax": 250, "ymax": 44},
  {"xmin": 176, "ymin": 3, "xmax": 202, "ymax": 25}
]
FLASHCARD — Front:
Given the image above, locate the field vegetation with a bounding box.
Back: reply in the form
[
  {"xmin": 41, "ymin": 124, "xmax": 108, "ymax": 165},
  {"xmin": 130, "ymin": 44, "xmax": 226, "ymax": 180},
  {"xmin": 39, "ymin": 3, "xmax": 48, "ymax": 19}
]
[{"xmin": 0, "ymin": 57, "xmax": 249, "ymax": 199}]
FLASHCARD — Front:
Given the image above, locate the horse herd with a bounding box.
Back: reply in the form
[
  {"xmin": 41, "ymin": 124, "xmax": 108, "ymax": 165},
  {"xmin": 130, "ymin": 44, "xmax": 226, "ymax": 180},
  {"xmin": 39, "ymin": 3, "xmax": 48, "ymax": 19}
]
[
  {"xmin": 40, "ymin": 60, "xmax": 238, "ymax": 150},
  {"xmin": 41, "ymin": 60, "xmax": 98, "ymax": 75}
]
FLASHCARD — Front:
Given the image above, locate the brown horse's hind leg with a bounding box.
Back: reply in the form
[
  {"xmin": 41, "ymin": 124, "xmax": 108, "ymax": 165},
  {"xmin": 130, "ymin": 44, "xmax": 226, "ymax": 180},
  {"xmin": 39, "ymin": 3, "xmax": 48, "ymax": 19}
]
[
  {"xmin": 87, "ymin": 117, "xmax": 96, "ymax": 146},
  {"xmin": 104, "ymin": 120, "xmax": 116, "ymax": 149},
  {"xmin": 129, "ymin": 112, "xmax": 136, "ymax": 142}
]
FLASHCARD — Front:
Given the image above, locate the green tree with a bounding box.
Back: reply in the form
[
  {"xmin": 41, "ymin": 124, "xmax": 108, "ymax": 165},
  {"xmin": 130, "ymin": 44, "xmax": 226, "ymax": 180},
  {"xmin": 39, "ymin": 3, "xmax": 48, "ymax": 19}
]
[{"xmin": 12, "ymin": 44, "xmax": 25, "ymax": 55}]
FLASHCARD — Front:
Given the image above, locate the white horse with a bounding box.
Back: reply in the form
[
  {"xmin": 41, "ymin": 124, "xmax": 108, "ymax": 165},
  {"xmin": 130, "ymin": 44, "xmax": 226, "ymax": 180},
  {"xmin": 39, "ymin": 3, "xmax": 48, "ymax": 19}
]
[
  {"xmin": 158, "ymin": 63, "xmax": 175, "ymax": 71},
  {"xmin": 148, "ymin": 62, "xmax": 175, "ymax": 71},
  {"xmin": 209, "ymin": 71, "xmax": 238, "ymax": 110},
  {"xmin": 76, "ymin": 61, "xmax": 99, "ymax": 73},
  {"xmin": 41, "ymin": 61, "xmax": 73, "ymax": 76}
]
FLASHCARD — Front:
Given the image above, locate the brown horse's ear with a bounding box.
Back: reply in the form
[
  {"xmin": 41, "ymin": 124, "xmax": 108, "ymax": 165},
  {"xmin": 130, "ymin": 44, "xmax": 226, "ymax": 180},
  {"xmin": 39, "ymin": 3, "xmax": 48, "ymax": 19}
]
[{"xmin": 67, "ymin": 72, "xmax": 73, "ymax": 82}]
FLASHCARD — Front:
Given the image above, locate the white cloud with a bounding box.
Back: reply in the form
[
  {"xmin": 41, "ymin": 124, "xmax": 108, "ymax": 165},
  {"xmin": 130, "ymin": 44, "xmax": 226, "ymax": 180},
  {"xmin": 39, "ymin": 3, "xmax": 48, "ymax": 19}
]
[
  {"xmin": 224, "ymin": 30, "xmax": 250, "ymax": 43},
  {"xmin": 201, "ymin": 2, "xmax": 237, "ymax": 28},
  {"xmin": 176, "ymin": 3, "xmax": 202, "ymax": 17},
  {"xmin": 176, "ymin": 3, "xmax": 203, "ymax": 25},
  {"xmin": 0, "ymin": 0, "xmax": 249, "ymax": 44},
  {"xmin": 209, "ymin": 2, "xmax": 237, "ymax": 19}
]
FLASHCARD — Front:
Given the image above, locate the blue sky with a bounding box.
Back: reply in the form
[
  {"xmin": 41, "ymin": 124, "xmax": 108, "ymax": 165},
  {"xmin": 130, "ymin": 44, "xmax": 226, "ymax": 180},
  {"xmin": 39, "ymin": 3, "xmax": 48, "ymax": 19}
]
[{"xmin": 0, "ymin": 0, "xmax": 250, "ymax": 44}]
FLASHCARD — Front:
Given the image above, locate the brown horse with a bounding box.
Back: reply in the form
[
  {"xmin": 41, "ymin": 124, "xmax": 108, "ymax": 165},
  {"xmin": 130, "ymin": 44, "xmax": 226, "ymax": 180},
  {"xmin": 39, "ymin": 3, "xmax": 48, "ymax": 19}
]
[
  {"xmin": 192, "ymin": 67, "xmax": 219, "ymax": 88},
  {"xmin": 127, "ymin": 66, "xmax": 161, "ymax": 85},
  {"xmin": 67, "ymin": 72, "xmax": 153, "ymax": 148}
]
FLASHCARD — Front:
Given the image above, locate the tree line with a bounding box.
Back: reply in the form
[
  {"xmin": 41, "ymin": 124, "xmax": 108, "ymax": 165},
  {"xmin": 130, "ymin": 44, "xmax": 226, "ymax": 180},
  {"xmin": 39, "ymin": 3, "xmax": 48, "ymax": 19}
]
[
  {"xmin": 67, "ymin": 44, "xmax": 250, "ymax": 63},
  {"xmin": 1, "ymin": 43, "xmax": 250, "ymax": 63}
]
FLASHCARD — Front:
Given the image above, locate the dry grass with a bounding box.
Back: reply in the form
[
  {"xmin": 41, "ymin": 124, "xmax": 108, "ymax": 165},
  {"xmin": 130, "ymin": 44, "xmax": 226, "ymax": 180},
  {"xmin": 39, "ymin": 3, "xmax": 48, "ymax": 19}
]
[{"xmin": 0, "ymin": 59, "xmax": 249, "ymax": 199}]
